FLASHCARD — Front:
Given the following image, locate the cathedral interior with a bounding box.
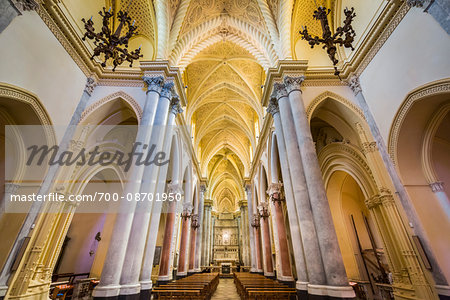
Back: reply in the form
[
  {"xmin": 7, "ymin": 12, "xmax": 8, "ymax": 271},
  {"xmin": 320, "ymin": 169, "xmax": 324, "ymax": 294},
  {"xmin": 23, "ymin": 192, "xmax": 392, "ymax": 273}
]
[{"xmin": 0, "ymin": 0, "xmax": 449, "ymax": 299}]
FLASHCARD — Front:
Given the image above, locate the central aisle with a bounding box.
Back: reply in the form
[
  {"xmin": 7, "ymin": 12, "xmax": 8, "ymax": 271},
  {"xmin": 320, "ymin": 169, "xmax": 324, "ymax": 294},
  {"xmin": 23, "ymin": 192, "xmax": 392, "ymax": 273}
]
[{"xmin": 211, "ymin": 278, "xmax": 240, "ymax": 299}]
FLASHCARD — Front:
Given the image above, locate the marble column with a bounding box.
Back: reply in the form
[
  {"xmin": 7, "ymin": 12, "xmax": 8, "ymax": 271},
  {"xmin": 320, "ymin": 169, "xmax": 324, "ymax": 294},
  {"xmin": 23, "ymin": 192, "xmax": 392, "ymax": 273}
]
[
  {"xmin": 194, "ymin": 185, "xmax": 206, "ymax": 272},
  {"xmin": 270, "ymin": 85, "xmax": 327, "ymax": 290},
  {"xmin": 245, "ymin": 185, "xmax": 258, "ymax": 272},
  {"xmin": 177, "ymin": 203, "xmax": 193, "ymax": 277},
  {"xmin": 251, "ymin": 213, "xmax": 263, "ymax": 273},
  {"xmin": 93, "ymin": 76, "xmax": 164, "ymax": 299},
  {"xmin": 210, "ymin": 215, "xmax": 216, "ymax": 264},
  {"xmin": 0, "ymin": 77, "xmax": 97, "ymax": 299},
  {"xmin": 138, "ymin": 96, "xmax": 183, "ymax": 295},
  {"xmin": 202, "ymin": 199, "xmax": 213, "ymax": 267},
  {"xmin": 266, "ymin": 104, "xmax": 309, "ymax": 295},
  {"xmin": 267, "ymin": 183, "xmax": 294, "ymax": 283},
  {"xmin": 257, "ymin": 202, "xmax": 273, "ymax": 277},
  {"xmin": 348, "ymin": 75, "xmax": 450, "ymax": 298},
  {"xmin": 188, "ymin": 213, "xmax": 199, "ymax": 273},
  {"xmin": 157, "ymin": 184, "xmax": 183, "ymax": 283},
  {"xmin": 119, "ymin": 81, "xmax": 175, "ymax": 298},
  {"xmin": 283, "ymin": 76, "xmax": 354, "ymax": 299},
  {"xmin": 239, "ymin": 200, "xmax": 250, "ymax": 267}
]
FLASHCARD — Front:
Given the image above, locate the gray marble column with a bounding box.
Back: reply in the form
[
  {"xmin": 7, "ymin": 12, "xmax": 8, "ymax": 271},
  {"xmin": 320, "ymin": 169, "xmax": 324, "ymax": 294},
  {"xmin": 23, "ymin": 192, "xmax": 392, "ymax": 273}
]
[
  {"xmin": 194, "ymin": 185, "xmax": 206, "ymax": 272},
  {"xmin": 0, "ymin": 77, "xmax": 97, "ymax": 299},
  {"xmin": 202, "ymin": 199, "xmax": 212, "ymax": 267},
  {"xmin": 270, "ymin": 86, "xmax": 326, "ymax": 287},
  {"xmin": 93, "ymin": 76, "xmax": 164, "ymax": 299},
  {"xmin": 119, "ymin": 81, "xmax": 177, "ymax": 297},
  {"xmin": 284, "ymin": 76, "xmax": 354, "ymax": 298},
  {"xmin": 239, "ymin": 200, "xmax": 250, "ymax": 267},
  {"xmin": 245, "ymin": 184, "xmax": 258, "ymax": 272},
  {"xmin": 138, "ymin": 97, "xmax": 183, "ymax": 292},
  {"xmin": 348, "ymin": 75, "xmax": 449, "ymax": 293}
]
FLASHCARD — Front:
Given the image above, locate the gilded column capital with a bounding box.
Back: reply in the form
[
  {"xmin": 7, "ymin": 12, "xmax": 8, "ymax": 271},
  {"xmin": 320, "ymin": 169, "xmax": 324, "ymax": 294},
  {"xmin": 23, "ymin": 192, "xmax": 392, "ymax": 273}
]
[
  {"xmin": 143, "ymin": 75, "xmax": 164, "ymax": 94},
  {"xmin": 365, "ymin": 195, "xmax": 382, "ymax": 209},
  {"xmin": 429, "ymin": 181, "xmax": 444, "ymax": 193},
  {"xmin": 362, "ymin": 141, "xmax": 378, "ymax": 154},
  {"xmin": 251, "ymin": 213, "xmax": 260, "ymax": 228},
  {"xmin": 284, "ymin": 75, "xmax": 305, "ymax": 93},
  {"xmin": 204, "ymin": 199, "xmax": 213, "ymax": 207},
  {"xmin": 84, "ymin": 77, "xmax": 97, "ymax": 96},
  {"xmin": 238, "ymin": 200, "xmax": 248, "ymax": 208},
  {"xmin": 347, "ymin": 75, "xmax": 362, "ymax": 96},
  {"xmin": 379, "ymin": 187, "xmax": 395, "ymax": 206}
]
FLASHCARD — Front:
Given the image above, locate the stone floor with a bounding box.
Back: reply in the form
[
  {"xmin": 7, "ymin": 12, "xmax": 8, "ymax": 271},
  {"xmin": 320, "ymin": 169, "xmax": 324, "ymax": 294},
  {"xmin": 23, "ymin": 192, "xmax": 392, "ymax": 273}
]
[{"xmin": 211, "ymin": 278, "xmax": 240, "ymax": 299}]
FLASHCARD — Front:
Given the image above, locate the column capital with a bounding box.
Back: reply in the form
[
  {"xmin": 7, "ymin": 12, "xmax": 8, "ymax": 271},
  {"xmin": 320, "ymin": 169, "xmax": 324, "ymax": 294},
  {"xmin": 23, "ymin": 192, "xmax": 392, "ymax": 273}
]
[
  {"xmin": 143, "ymin": 75, "xmax": 164, "ymax": 93},
  {"xmin": 200, "ymin": 184, "xmax": 207, "ymax": 193},
  {"xmin": 365, "ymin": 195, "xmax": 382, "ymax": 209},
  {"xmin": 251, "ymin": 213, "xmax": 260, "ymax": 228},
  {"xmin": 347, "ymin": 75, "xmax": 362, "ymax": 96},
  {"xmin": 11, "ymin": 0, "xmax": 39, "ymax": 12},
  {"xmin": 181, "ymin": 203, "xmax": 193, "ymax": 219},
  {"xmin": 5, "ymin": 183, "xmax": 20, "ymax": 194},
  {"xmin": 406, "ymin": 0, "xmax": 428, "ymax": 7},
  {"xmin": 84, "ymin": 77, "xmax": 97, "ymax": 96},
  {"xmin": 161, "ymin": 81, "xmax": 175, "ymax": 100},
  {"xmin": 283, "ymin": 75, "xmax": 305, "ymax": 93},
  {"xmin": 191, "ymin": 214, "xmax": 200, "ymax": 228},
  {"xmin": 170, "ymin": 94, "xmax": 183, "ymax": 115},
  {"xmin": 272, "ymin": 82, "xmax": 288, "ymax": 100},
  {"xmin": 204, "ymin": 199, "xmax": 213, "ymax": 207},
  {"xmin": 257, "ymin": 202, "xmax": 270, "ymax": 219},
  {"xmin": 238, "ymin": 200, "xmax": 248, "ymax": 208},
  {"xmin": 267, "ymin": 183, "xmax": 284, "ymax": 203},
  {"xmin": 266, "ymin": 96, "xmax": 280, "ymax": 116},
  {"xmin": 361, "ymin": 141, "xmax": 378, "ymax": 154},
  {"xmin": 429, "ymin": 181, "xmax": 444, "ymax": 193},
  {"xmin": 167, "ymin": 183, "xmax": 183, "ymax": 195}
]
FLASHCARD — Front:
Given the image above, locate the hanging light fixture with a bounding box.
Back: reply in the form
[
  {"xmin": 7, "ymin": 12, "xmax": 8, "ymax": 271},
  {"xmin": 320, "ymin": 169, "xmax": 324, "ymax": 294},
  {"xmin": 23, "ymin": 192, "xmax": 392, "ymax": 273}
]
[
  {"xmin": 81, "ymin": 3, "xmax": 143, "ymax": 71},
  {"xmin": 299, "ymin": 5, "xmax": 356, "ymax": 77}
]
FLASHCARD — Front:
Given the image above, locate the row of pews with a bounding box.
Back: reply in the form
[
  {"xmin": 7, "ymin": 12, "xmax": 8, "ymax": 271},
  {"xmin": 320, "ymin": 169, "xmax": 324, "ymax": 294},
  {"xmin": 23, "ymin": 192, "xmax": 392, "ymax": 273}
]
[
  {"xmin": 234, "ymin": 273, "xmax": 297, "ymax": 299},
  {"xmin": 152, "ymin": 272, "xmax": 219, "ymax": 299}
]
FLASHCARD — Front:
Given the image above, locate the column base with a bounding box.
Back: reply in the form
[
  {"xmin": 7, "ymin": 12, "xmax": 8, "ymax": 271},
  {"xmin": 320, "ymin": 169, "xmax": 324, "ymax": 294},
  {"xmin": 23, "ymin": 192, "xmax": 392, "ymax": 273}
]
[
  {"xmin": 157, "ymin": 275, "xmax": 172, "ymax": 283},
  {"xmin": 139, "ymin": 280, "xmax": 152, "ymax": 291},
  {"xmin": 436, "ymin": 285, "xmax": 450, "ymax": 300},
  {"xmin": 176, "ymin": 273, "xmax": 187, "ymax": 280},
  {"xmin": 118, "ymin": 294, "xmax": 140, "ymax": 300},
  {"xmin": 93, "ymin": 284, "xmax": 122, "ymax": 299},
  {"xmin": 0, "ymin": 285, "xmax": 7, "ymax": 300},
  {"xmin": 296, "ymin": 281, "xmax": 308, "ymax": 300},
  {"xmin": 308, "ymin": 284, "xmax": 355, "ymax": 299},
  {"xmin": 139, "ymin": 289, "xmax": 151, "ymax": 300}
]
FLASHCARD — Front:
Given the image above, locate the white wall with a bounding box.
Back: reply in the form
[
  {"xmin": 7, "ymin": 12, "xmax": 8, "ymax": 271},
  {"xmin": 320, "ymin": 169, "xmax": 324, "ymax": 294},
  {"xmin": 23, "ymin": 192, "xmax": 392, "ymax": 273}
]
[
  {"xmin": 0, "ymin": 11, "xmax": 86, "ymax": 141},
  {"xmin": 359, "ymin": 8, "xmax": 450, "ymax": 142}
]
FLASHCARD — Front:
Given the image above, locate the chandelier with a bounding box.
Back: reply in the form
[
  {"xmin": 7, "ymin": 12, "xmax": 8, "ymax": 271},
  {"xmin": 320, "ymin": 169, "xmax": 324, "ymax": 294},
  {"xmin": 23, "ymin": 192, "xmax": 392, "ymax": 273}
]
[
  {"xmin": 82, "ymin": 6, "xmax": 143, "ymax": 71},
  {"xmin": 300, "ymin": 6, "xmax": 356, "ymax": 77}
]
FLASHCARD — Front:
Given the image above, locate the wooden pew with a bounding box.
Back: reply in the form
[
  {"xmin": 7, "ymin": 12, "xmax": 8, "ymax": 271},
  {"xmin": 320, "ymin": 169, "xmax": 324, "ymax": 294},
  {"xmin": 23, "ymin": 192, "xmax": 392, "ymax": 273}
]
[
  {"xmin": 152, "ymin": 272, "xmax": 219, "ymax": 299},
  {"xmin": 234, "ymin": 272, "xmax": 296, "ymax": 300}
]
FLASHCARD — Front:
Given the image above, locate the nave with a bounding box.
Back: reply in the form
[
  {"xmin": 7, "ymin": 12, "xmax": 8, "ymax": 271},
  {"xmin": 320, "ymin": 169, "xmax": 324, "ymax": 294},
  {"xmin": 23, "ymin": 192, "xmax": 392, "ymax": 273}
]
[{"xmin": 0, "ymin": 0, "xmax": 449, "ymax": 300}]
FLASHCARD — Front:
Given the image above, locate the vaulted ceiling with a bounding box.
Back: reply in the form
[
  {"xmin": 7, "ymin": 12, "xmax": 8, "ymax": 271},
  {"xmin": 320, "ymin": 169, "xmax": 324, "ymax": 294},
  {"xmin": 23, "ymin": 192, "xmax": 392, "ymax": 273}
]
[{"xmin": 63, "ymin": 0, "xmax": 385, "ymax": 212}]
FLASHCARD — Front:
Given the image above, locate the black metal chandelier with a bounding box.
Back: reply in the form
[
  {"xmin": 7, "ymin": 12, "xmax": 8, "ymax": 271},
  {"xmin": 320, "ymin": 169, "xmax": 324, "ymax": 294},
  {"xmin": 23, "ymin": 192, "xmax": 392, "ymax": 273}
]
[
  {"xmin": 299, "ymin": 6, "xmax": 356, "ymax": 77},
  {"xmin": 82, "ymin": 6, "xmax": 143, "ymax": 71}
]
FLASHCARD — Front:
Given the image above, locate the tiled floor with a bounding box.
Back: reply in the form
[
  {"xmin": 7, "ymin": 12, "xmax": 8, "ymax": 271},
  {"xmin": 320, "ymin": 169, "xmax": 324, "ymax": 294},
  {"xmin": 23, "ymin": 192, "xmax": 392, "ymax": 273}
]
[{"xmin": 211, "ymin": 278, "xmax": 240, "ymax": 299}]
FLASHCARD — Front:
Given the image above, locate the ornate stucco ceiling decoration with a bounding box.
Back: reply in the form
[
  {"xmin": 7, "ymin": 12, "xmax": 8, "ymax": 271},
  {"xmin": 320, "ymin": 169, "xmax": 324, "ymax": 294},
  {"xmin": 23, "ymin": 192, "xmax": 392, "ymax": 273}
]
[
  {"xmin": 180, "ymin": 37, "xmax": 264, "ymax": 212},
  {"xmin": 292, "ymin": 0, "xmax": 336, "ymax": 50},
  {"xmin": 168, "ymin": 0, "xmax": 280, "ymax": 70},
  {"xmin": 118, "ymin": 0, "xmax": 156, "ymax": 42}
]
